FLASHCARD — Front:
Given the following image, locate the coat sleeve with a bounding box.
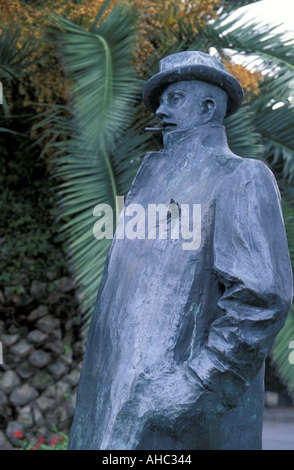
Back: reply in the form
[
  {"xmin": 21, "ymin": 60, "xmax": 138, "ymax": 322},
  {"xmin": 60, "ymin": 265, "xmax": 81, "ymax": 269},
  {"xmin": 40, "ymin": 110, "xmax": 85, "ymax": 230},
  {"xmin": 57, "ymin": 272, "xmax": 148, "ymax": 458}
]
[{"xmin": 187, "ymin": 159, "xmax": 293, "ymax": 409}]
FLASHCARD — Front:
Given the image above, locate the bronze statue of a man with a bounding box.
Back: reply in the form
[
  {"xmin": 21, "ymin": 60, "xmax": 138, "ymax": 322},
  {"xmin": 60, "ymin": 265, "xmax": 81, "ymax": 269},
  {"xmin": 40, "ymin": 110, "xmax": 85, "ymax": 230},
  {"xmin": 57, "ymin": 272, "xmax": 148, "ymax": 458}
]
[{"xmin": 69, "ymin": 51, "xmax": 293, "ymax": 450}]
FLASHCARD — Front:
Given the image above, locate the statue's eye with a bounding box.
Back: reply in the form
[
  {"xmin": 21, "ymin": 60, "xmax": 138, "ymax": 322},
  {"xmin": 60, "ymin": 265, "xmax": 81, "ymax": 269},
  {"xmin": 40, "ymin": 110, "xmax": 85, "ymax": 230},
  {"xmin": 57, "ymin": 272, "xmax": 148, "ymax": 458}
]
[
  {"xmin": 172, "ymin": 95, "xmax": 180, "ymax": 104},
  {"xmin": 170, "ymin": 92, "xmax": 184, "ymax": 106}
]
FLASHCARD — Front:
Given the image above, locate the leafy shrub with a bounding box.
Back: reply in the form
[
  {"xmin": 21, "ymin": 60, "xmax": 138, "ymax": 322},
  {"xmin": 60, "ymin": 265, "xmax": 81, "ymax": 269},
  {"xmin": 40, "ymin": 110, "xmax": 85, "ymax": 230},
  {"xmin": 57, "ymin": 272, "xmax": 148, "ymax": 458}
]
[{"xmin": 0, "ymin": 128, "xmax": 68, "ymax": 289}]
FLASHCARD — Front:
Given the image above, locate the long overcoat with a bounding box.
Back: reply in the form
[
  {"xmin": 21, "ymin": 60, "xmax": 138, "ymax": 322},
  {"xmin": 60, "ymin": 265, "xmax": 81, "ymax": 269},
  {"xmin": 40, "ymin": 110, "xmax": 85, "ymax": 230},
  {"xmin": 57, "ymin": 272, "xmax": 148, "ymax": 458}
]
[{"xmin": 69, "ymin": 123, "xmax": 293, "ymax": 450}]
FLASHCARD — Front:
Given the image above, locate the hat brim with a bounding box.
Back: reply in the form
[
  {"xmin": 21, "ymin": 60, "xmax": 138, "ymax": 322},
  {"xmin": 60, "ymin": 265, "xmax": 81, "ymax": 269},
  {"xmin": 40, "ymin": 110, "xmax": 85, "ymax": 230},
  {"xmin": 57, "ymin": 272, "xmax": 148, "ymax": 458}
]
[{"xmin": 142, "ymin": 65, "xmax": 243, "ymax": 118}]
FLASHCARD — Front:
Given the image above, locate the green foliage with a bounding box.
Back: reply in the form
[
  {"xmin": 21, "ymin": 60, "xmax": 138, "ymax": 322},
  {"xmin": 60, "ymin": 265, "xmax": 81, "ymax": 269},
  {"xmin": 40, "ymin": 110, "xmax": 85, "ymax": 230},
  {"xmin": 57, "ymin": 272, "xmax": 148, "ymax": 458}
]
[
  {"xmin": 0, "ymin": 12, "xmax": 43, "ymax": 114},
  {"xmin": 0, "ymin": 130, "xmax": 68, "ymax": 288},
  {"xmin": 34, "ymin": 3, "xmax": 152, "ymax": 326}
]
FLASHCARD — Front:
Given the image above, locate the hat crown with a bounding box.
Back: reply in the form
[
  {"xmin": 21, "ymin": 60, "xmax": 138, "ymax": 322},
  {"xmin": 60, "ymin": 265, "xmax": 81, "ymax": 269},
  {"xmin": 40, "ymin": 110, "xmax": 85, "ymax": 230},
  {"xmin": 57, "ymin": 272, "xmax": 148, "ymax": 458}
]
[
  {"xmin": 143, "ymin": 50, "xmax": 243, "ymax": 117},
  {"xmin": 160, "ymin": 51, "xmax": 227, "ymax": 73}
]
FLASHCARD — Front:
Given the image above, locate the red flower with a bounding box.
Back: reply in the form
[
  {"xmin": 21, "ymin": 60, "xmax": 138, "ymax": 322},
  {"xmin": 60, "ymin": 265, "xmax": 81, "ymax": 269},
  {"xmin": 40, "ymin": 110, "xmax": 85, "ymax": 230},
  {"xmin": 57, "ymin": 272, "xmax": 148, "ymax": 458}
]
[
  {"xmin": 50, "ymin": 436, "xmax": 59, "ymax": 447},
  {"xmin": 38, "ymin": 437, "xmax": 45, "ymax": 445},
  {"xmin": 30, "ymin": 447, "xmax": 35, "ymax": 450},
  {"xmin": 13, "ymin": 430, "xmax": 24, "ymax": 439}
]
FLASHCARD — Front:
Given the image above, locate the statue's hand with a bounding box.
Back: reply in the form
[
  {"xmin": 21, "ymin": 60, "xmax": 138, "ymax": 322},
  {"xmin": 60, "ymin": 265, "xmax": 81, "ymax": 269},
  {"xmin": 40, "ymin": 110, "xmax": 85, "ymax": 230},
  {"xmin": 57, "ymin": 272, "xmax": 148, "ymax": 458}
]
[{"xmin": 141, "ymin": 363, "xmax": 227, "ymax": 449}]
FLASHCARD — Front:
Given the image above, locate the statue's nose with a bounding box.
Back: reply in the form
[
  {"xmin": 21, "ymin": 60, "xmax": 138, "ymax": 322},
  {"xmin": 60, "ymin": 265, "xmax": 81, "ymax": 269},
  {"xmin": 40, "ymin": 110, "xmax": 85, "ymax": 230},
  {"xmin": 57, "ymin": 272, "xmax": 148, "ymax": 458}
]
[{"xmin": 156, "ymin": 102, "xmax": 170, "ymax": 119}]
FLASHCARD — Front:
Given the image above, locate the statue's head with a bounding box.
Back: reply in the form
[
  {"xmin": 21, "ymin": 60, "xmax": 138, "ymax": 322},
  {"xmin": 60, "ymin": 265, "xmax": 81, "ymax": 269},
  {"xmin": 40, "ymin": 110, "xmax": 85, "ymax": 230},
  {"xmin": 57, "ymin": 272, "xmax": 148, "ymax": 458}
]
[
  {"xmin": 143, "ymin": 51, "xmax": 243, "ymax": 134},
  {"xmin": 155, "ymin": 80, "xmax": 228, "ymax": 133}
]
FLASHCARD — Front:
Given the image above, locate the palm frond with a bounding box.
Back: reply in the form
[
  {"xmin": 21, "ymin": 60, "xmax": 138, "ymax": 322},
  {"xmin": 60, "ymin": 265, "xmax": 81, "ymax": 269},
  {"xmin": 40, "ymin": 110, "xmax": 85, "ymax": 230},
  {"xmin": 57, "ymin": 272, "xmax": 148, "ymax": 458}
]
[
  {"xmin": 197, "ymin": 11, "xmax": 294, "ymax": 74},
  {"xmin": 45, "ymin": 110, "xmax": 151, "ymax": 328},
  {"xmin": 33, "ymin": 3, "xmax": 153, "ymax": 326},
  {"xmin": 46, "ymin": 4, "xmax": 142, "ymax": 157},
  {"xmin": 224, "ymin": 103, "xmax": 262, "ymax": 158},
  {"xmin": 0, "ymin": 13, "xmax": 42, "ymax": 81},
  {"xmin": 250, "ymin": 101, "xmax": 294, "ymax": 183},
  {"xmin": 271, "ymin": 196, "xmax": 294, "ymax": 395},
  {"xmin": 0, "ymin": 12, "xmax": 43, "ymax": 115}
]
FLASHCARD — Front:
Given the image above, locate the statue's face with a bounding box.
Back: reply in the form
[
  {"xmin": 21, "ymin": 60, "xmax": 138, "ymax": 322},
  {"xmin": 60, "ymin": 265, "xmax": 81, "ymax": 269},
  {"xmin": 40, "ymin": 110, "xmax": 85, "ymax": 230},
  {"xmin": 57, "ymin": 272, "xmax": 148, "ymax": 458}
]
[{"xmin": 156, "ymin": 81, "xmax": 212, "ymax": 134}]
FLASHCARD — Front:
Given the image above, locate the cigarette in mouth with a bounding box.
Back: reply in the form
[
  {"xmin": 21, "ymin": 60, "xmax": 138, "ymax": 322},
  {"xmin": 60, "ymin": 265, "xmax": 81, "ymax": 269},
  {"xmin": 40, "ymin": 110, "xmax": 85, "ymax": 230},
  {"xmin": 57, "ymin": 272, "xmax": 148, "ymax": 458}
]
[{"xmin": 145, "ymin": 127, "xmax": 164, "ymax": 132}]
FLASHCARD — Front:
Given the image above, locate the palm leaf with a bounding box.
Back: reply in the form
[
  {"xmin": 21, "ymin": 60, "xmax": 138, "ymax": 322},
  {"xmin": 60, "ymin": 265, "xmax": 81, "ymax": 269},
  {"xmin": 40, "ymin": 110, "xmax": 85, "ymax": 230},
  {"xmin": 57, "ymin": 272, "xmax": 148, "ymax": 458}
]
[
  {"xmin": 0, "ymin": 13, "xmax": 42, "ymax": 81},
  {"xmin": 251, "ymin": 99, "xmax": 294, "ymax": 183},
  {"xmin": 224, "ymin": 103, "xmax": 262, "ymax": 159},
  {"xmin": 48, "ymin": 114, "xmax": 151, "ymax": 328},
  {"xmin": 46, "ymin": 6, "xmax": 143, "ymax": 158},
  {"xmin": 201, "ymin": 11, "xmax": 294, "ymax": 72},
  {"xmin": 271, "ymin": 197, "xmax": 294, "ymax": 395},
  {"xmin": 0, "ymin": 12, "xmax": 43, "ymax": 115},
  {"xmin": 34, "ymin": 4, "xmax": 153, "ymax": 326}
]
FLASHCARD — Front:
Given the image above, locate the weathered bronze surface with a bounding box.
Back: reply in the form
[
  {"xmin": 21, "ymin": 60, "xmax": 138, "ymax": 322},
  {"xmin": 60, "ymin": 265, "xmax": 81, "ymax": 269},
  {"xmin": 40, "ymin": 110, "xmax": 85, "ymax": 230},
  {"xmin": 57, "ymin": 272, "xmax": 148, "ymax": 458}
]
[{"xmin": 69, "ymin": 52, "xmax": 293, "ymax": 450}]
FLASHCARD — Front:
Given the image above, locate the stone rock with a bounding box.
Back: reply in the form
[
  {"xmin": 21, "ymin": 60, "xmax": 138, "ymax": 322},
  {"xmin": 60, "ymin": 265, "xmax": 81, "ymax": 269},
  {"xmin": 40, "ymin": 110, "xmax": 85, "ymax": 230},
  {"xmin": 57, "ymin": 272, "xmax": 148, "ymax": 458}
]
[
  {"xmin": 18, "ymin": 406, "xmax": 34, "ymax": 429},
  {"xmin": 47, "ymin": 360, "xmax": 69, "ymax": 379},
  {"xmin": 60, "ymin": 351, "xmax": 73, "ymax": 366},
  {"xmin": 47, "ymin": 291, "xmax": 66, "ymax": 305},
  {"xmin": 55, "ymin": 380, "xmax": 71, "ymax": 401},
  {"xmin": 53, "ymin": 276, "xmax": 75, "ymax": 293},
  {"xmin": 0, "ymin": 389, "xmax": 8, "ymax": 405},
  {"xmin": 36, "ymin": 315, "xmax": 60, "ymax": 334},
  {"xmin": 28, "ymin": 305, "xmax": 49, "ymax": 322},
  {"xmin": 35, "ymin": 396, "xmax": 55, "ymax": 413},
  {"xmin": 0, "ymin": 430, "xmax": 13, "ymax": 450},
  {"xmin": 65, "ymin": 392, "xmax": 77, "ymax": 419},
  {"xmin": 10, "ymin": 292, "xmax": 32, "ymax": 307},
  {"xmin": 30, "ymin": 281, "xmax": 48, "ymax": 299},
  {"xmin": 64, "ymin": 369, "xmax": 81, "ymax": 387},
  {"xmin": 52, "ymin": 329, "xmax": 63, "ymax": 340},
  {"xmin": 16, "ymin": 362, "xmax": 34, "ymax": 380},
  {"xmin": 0, "ymin": 370, "xmax": 21, "ymax": 393},
  {"xmin": 31, "ymin": 371, "xmax": 54, "ymax": 391},
  {"xmin": 1, "ymin": 333, "xmax": 20, "ymax": 347},
  {"xmin": 9, "ymin": 384, "xmax": 39, "ymax": 406},
  {"xmin": 28, "ymin": 350, "xmax": 52, "ymax": 369},
  {"xmin": 10, "ymin": 340, "xmax": 34, "ymax": 358},
  {"xmin": 5, "ymin": 421, "xmax": 25, "ymax": 446},
  {"xmin": 45, "ymin": 340, "xmax": 64, "ymax": 356},
  {"xmin": 45, "ymin": 410, "xmax": 68, "ymax": 431},
  {"xmin": 42, "ymin": 384, "xmax": 56, "ymax": 398},
  {"xmin": 27, "ymin": 329, "xmax": 48, "ymax": 344},
  {"xmin": 32, "ymin": 407, "xmax": 46, "ymax": 427},
  {"xmin": 53, "ymin": 405, "xmax": 68, "ymax": 426}
]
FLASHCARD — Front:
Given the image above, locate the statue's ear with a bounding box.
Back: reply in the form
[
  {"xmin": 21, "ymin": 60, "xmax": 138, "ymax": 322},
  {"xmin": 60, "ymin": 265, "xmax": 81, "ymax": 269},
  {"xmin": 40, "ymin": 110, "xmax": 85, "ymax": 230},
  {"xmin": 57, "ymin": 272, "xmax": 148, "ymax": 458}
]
[{"xmin": 203, "ymin": 98, "xmax": 217, "ymax": 121}]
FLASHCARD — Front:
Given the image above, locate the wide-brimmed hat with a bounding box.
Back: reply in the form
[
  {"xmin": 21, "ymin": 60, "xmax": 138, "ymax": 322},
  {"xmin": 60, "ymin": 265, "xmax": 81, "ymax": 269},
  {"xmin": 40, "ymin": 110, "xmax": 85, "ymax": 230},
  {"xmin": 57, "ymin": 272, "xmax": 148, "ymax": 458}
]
[{"xmin": 142, "ymin": 51, "xmax": 243, "ymax": 117}]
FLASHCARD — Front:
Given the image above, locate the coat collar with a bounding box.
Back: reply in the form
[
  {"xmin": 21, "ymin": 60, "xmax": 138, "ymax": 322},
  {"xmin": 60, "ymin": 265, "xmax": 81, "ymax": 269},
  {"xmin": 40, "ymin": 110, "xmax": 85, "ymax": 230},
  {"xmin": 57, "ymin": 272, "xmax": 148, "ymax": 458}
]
[{"xmin": 162, "ymin": 121, "xmax": 227, "ymax": 151}]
